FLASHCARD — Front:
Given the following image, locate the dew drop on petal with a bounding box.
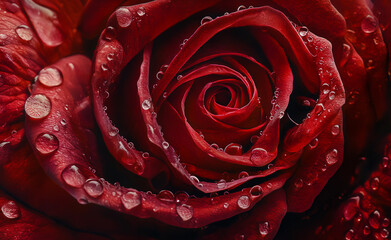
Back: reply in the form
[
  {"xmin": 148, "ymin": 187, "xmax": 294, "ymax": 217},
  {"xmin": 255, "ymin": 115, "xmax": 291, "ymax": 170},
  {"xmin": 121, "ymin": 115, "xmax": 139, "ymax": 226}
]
[
  {"xmin": 331, "ymin": 125, "xmax": 340, "ymax": 136},
  {"xmin": 368, "ymin": 210, "xmax": 381, "ymax": 229},
  {"xmin": 238, "ymin": 171, "xmax": 249, "ymax": 178},
  {"xmin": 217, "ymin": 179, "xmax": 226, "ymax": 189},
  {"xmin": 201, "ymin": 16, "xmax": 213, "ymax": 25},
  {"xmin": 294, "ymin": 178, "xmax": 303, "ymax": 190},
  {"xmin": 35, "ymin": 133, "xmax": 59, "ymax": 155},
  {"xmin": 299, "ymin": 26, "xmax": 308, "ymax": 37},
  {"xmin": 83, "ymin": 179, "xmax": 104, "ymax": 198},
  {"xmin": 162, "ymin": 141, "xmax": 169, "ymax": 150},
  {"xmin": 38, "ymin": 67, "xmax": 63, "ymax": 87},
  {"xmin": 175, "ymin": 191, "xmax": 189, "ymax": 204},
  {"xmin": 326, "ymin": 149, "xmax": 338, "ymax": 165},
  {"xmin": 250, "ymin": 185, "xmax": 263, "ymax": 197},
  {"xmin": 361, "ymin": 15, "xmax": 377, "ymax": 34},
  {"xmin": 15, "ymin": 25, "xmax": 33, "ymax": 41},
  {"xmin": 259, "ymin": 221, "xmax": 270, "ymax": 237},
  {"xmin": 363, "ymin": 225, "xmax": 371, "ymax": 235},
  {"xmin": 157, "ymin": 190, "xmax": 175, "ymax": 202},
  {"xmin": 380, "ymin": 228, "xmax": 389, "ymax": 238},
  {"xmin": 137, "ymin": 7, "xmax": 146, "ymax": 17},
  {"xmin": 1, "ymin": 201, "xmax": 20, "ymax": 219},
  {"xmin": 309, "ymin": 138, "xmax": 319, "ymax": 149},
  {"xmin": 237, "ymin": 195, "xmax": 250, "ymax": 209},
  {"xmin": 102, "ymin": 26, "xmax": 116, "ymax": 41},
  {"xmin": 61, "ymin": 165, "xmax": 86, "ymax": 188},
  {"xmin": 314, "ymin": 103, "xmax": 325, "ymax": 116},
  {"xmin": 224, "ymin": 202, "xmax": 229, "ymax": 208},
  {"xmin": 370, "ymin": 177, "xmax": 380, "ymax": 191},
  {"xmin": 121, "ymin": 190, "xmax": 141, "ymax": 210},
  {"xmin": 142, "ymin": 99, "xmax": 151, "ymax": 110},
  {"xmin": 321, "ymin": 83, "xmax": 330, "ymax": 94},
  {"xmin": 224, "ymin": 143, "xmax": 243, "ymax": 155},
  {"xmin": 25, "ymin": 94, "xmax": 51, "ymax": 120},
  {"xmin": 250, "ymin": 148, "xmax": 268, "ymax": 165},
  {"xmin": 116, "ymin": 8, "xmax": 132, "ymax": 28},
  {"xmin": 237, "ymin": 5, "xmax": 246, "ymax": 11},
  {"xmin": 328, "ymin": 91, "xmax": 336, "ymax": 100},
  {"xmin": 345, "ymin": 229, "xmax": 354, "ymax": 240},
  {"xmin": 176, "ymin": 204, "xmax": 193, "ymax": 221}
]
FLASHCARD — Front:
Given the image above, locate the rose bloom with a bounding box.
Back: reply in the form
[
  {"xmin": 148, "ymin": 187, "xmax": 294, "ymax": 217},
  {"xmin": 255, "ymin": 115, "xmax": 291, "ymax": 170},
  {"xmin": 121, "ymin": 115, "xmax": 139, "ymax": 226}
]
[{"xmin": 0, "ymin": 0, "xmax": 390, "ymax": 239}]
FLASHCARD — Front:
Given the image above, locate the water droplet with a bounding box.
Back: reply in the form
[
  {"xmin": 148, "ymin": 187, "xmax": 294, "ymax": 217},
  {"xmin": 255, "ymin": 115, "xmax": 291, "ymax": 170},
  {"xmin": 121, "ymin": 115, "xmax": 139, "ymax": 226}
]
[
  {"xmin": 368, "ymin": 210, "xmax": 381, "ymax": 229},
  {"xmin": 250, "ymin": 185, "xmax": 263, "ymax": 197},
  {"xmin": 307, "ymin": 36, "xmax": 313, "ymax": 42},
  {"xmin": 1, "ymin": 201, "xmax": 20, "ymax": 219},
  {"xmin": 102, "ymin": 26, "xmax": 116, "ymax": 41},
  {"xmin": 53, "ymin": 125, "xmax": 59, "ymax": 132},
  {"xmin": 380, "ymin": 228, "xmax": 389, "ymax": 238},
  {"xmin": 259, "ymin": 221, "xmax": 270, "ymax": 236},
  {"xmin": 25, "ymin": 94, "xmax": 51, "ymax": 120},
  {"xmin": 343, "ymin": 196, "xmax": 360, "ymax": 221},
  {"xmin": 224, "ymin": 143, "xmax": 243, "ymax": 155},
  {"xmin": 142, "ymin": 99, "xmax": 151, "ymax": 110},
  {"xmin": 157, "ymin": 190, "xmax": 175, "ymax": 202},
  {"xmin": 237, "ymin": 195, "xmax": 250, "ymax": 209},
  {"xmin": 175, "ymin": 191, "xmax": 189, "ymax": 204},
  {"xmin": 326, "ymin": 149, "xmax": 338, "ymax": 165},
  {"xmin": 176, "ymin": 204, "xmax": 193, "ymax": 221},
  {"xmin": 361, "ymin": 15, "xmax": 377, "ymax": 34},
  {"xmin": 35, "ymin": 133, "xmax": 59, "ymax": 155},
  {"xmin": 137, "ymin": 7, "xmax": 146, "ymax": 17},
  {"xmin": 116, "ymin": 8, "xmax": 132, "ymax": 27},
  {"xmin": 314, "ymin": 103, "xmax": 325, "ymax": 116},
  {"xmin": 345, "ymin": 229, "xmax": 354, "ymax": 240},
  {"xmin": 342, "ymin": 43, "xmax": 351, "ymax": 58},
  {"xmin": 176, "ymin": 75, "xmax": 183, "ymax": 81},
  {"xmin": 370, "ymin": 177, "xmax": 380, "ymax": 191},
  {"xmin": 201, "ymin": 16, "xmax": 213, "ymax": 25},
  {"xmin": 382, "ymin": 217, "xmax": 390, "ymax": 227},
  {"xmin": 363, "ymin": 225, "xmax": 371, "ymax": 235},
  {"xmin": 38, "ymin": 67, "xmax": 63, "ymax": 87},
  {"xmin": 162, "ymin": 141, "xmax": 169, "ymax": 150},
  {"xmin": 321, "ymin": 83, "xmax": 330, "ymax": 94},
  {"xmin": 60, "ymin": 119, "xmax": 67, "ymax": 126},
  {"xmin": 328, "ymin": 91, "xmax": 336, "ymax": 100},
  {"xmin": 142, "ymin": 152, "xmax": 149, "ymax": 158},
  {"xmin": 238, "ymin": 171, "xmax": 249, "ymax": 178},
  {"xmin": 107, "ymin": 53, "xmax": 115, "ymax": 61},
  {"xmin": 250, "ymin": 148, "xmax": 268, "ymax": 165},
  {"xmin": 15, "ymin": 25, "xmax": 33, "ymax": 41},
  {"xmin": 224, "ymin": 202, "xmax": 229, "ymax": 208},
  {"xmin": 294, "ymin": 179, "xmax": 303, "ymax": 189},
  {"xmin": 101, "ymin": 64, "xmax": 108, "ymax": 72},
  {"xmin": 299, "ymin": 26, "xmax": 309, "ymax": 37},
  {"xmin": 121, "ymin": 190, "xmax": 141, "ymax": 210},
  {"xmin": 83, "ymin": 179, "xmax": 103, "ymax": 198},
  {"xmin": 331, "ymin": 125, "xmax": 340, "ymax": 136},
  {"xmin": 237, "ymin": 5, "xmax": 246, "ymax": 11},
  {"xmin": 61, "ymin": 165, "xmax": 86, "ymax": 188},
  {"xmin": 217, "ymin": 179, "xmax": 226, "ymax": 189}
]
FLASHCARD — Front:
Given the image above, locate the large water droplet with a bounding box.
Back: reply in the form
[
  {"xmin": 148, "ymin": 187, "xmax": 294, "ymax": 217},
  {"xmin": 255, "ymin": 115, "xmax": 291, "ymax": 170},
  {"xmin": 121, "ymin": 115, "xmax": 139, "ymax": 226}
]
[
  {"xmin": 201, "ymin": 16, "xmax": 213, "ymax": 25},
  {"xmin": 137, "ymin": 7, "xmax": 146, "ymax": 16},
  {"xmin": 224, "ymin": 143, "xmax": 242, "ymax": 155},
  {"xmin": 361, "ymin": 15, "xmax": 377, "ymax": 34},
  {"xmin": 121, "ymin": 190, "xmax": 141, "ymax": 210},
  {"xmin": 116, "ymin": 8, "xmax": 132, "ymax": 28},
  {"xmin": 61, "ymin": 165, "xmax": 86, "ymax": 188},
  {"xmin": 157, "ymin": 190, "xmax": 175, "ymax": 202},
  {"xmin": 326, "ymin": 149, "xmax": 338, "ymax": 165},
  {"xmin": 175, "ymin": 191, "xmax": 189, "ymax": 204},
  {"xmin": 259, "ymin": 221, "xmax": 270, "ymax": 237},
  {"xmin": 38, "ymin": 67, "xmax": 63, "ymax": 87},
  {"xmin": 343, "ymin": 196, "xmax": 360, "ymax": 221},
  {"xmin": 15, "ymin": 25, "xmax": 33, "ymax": 41},
  {"xmin": 314, "ymin": 103, "xmax": 325, "ymax": 116},
  {"xmin": 176, "ymin": 204, "xmax": 193, "ymax": 221},
  {"xmin": 1, "ymin": 201, "xmax": 20, "ymax": 219},
  {"xmin": 35, "ymin": 133, "xmax": 59, "ymax": 154},
  {"xmin": 250, "ymin": 148, "xmax": 268, "ymax": 165},
  {"xmin": 25, "ymin": 94, "xmax": 51, "ymax": 120},
  {"xmin": 142, "ymin": 99, "xmax": 152, "ymax": 110},
  {"xmin": 368, "ymin": 210, "xmax": 381, "ymax": 229},
  {"xmin": 83, "ymin": 179, "xmax": 103, "ymax": 198},
  {"xmin": 299, "ymin": 26, "xmax": 308, "ymax": 37},
  {"xmin": 237, "ymin": 195, "xmax": 250, "ymax": 209}
]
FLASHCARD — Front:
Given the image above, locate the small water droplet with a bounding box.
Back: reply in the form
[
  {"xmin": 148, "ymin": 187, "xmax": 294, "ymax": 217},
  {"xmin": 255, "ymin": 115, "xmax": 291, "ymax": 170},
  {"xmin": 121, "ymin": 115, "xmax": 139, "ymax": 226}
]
[
  {"xmin": 53, "ymin": 125, "xmax": 59, "ymax": 132},
  {"xmin": 370, "ymin": 177, "xmax": 380, "ymax": 191},
  {"xmin": 38, "ymin": 67, "xmax": 63, "ymax": 87},
  {"xmin": 237, "ymin": 5, "xmax": 246, "ymax": 11},
  {"xmin": 176, "ymin": 75, "xmax": 183, "ymax": 81},
  {"xmin": 201, "ymin": 16, "xmax": 213, "ymax": 25},
  {"xmin": 328, "ymin": 91, "xmax": 336, "ymax": 100},
  {"xmin": 83, "ymin": 179, "xmax": 103, "ymax": 198},
  {"xmin": 162, "ymin": 141, "xmax": 169, "ymax": 150},
  {"xmin": 224, "ymin": 202, "xmax": 229, "ymax": 208},
  {"xmin": 368, "ymin": 210, "xmax": 381, "ymax": 229},
  {"xmin": 294, "ymin": 179, "xmax": 304, "ymax": 190},
  {"xmin": 307, "ymin": 36, "xmax": 313, "ymax": 42},
  {"xmin": 60, "ymin": 119, "xmax": 67, "ymax": 126},
  {"xmin": 237, "ymin": 195, "xmax": 250, "ymax": 209},
  {"xmin": 1, "ymin": 201, "xmax": 20, "ymax": 219},
  {"xmin": 342, "ymin": 43, "xmax": 351, "ymax": 58},
  {"xmin": 137, "ymin": 7, "xmax": 146, "ymax": 17},
  {"xmin": 121, "ymin": 190, "xmax": 141, "ymax": 210},
  {"xmin": 116, "ymin": 8, "xmax": 132, "ymax": 28},
  {"xmin": 102, "ymin": 26, "xmax": 116, "ymax": 41},
  {"xmin": 345, "ymin": 229, "xmax": 354, "ymax": 240},
  {"xmin": 142, "ymin": 152, "xmax": 149, "ymax": 158},
  {"xmin": 250, "ymin": 148, "xmax": 268, "ymax": 165},
  {"xmin": 15, "ymin": 25, "xmax": 33, "ymax": 41},
  {"xmin": 107, "ymin": 53, "xmax": 115, "ymax": 61},
  {"xmin": 259, "ymin": 221, "xmax": 270, "ymax": 237},
  {"xmin": 157, "ymin": 190, "xmax": 175, "ymax": 202},
  {"xmin": 217, "ymin": 179, "xmax": 226, "ymax": 189},
  {"xmin": 363, "ymin": 225, "xmax": 371, "ymax": 235},
  {"xmin": 361, "ymin": 15, "xmax": 377, "ymax": 34},
  {"xmin": 224, "ymin": 143, "xmax": 243, "ymax": 155},
  {"xmin": 321, "ymin": 83, "xmax": 330, "ymax": 94},
  {"xmin": 25, "ymin": 94, "xmax": 51, "ymax": 120},
  {"xmin": 238, "ymin": 171, "xmax": 249, "ymax": 178},
  {"xmin": 326, "ymin": 149, "xmax": 338, "ymax": 165},
  {"xmin": 176, "ymin": 204, "xmax": 193, "ymax": 221},
  {"xmin": 142, "ymin": 99, "xmax": 152, "ymax": 110},
  {"xmin": 175, "ymin": 191, "xmax": 189, "ymax": 204},
  {"xmin": 101, "ymin": 64, "xmax": 108, "ymax": 72},
  {"xmin": 331, "ymin": 125, "xmax": 340, "ymax": 136},
  {"xmin": 380, "ymin": 228, "xmax": 389, "ymax": 238},
  {"xmin": 61, "ymin": 165, "xmax": 86, "ymax": 188},
  {"xmin": 314, "ymin": 103, "xmax": 325, "ymax": 116},
  {"xmin": 35, "ymin": 133, "xmax": 59, "ymax": 155},
  {"xmin": 250, "ymin": 185, "xmax": 263, "ymax": 197},
  {"xmin": 299, "ymin": 26, "xmax": 309, "ymax": 37}
]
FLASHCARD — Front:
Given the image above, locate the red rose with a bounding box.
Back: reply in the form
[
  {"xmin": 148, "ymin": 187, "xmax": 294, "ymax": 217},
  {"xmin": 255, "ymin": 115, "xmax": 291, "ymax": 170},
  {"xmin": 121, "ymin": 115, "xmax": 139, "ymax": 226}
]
[{"xmin": 0, "ymin": 0, "xmax": 390, "ymax": 239}]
